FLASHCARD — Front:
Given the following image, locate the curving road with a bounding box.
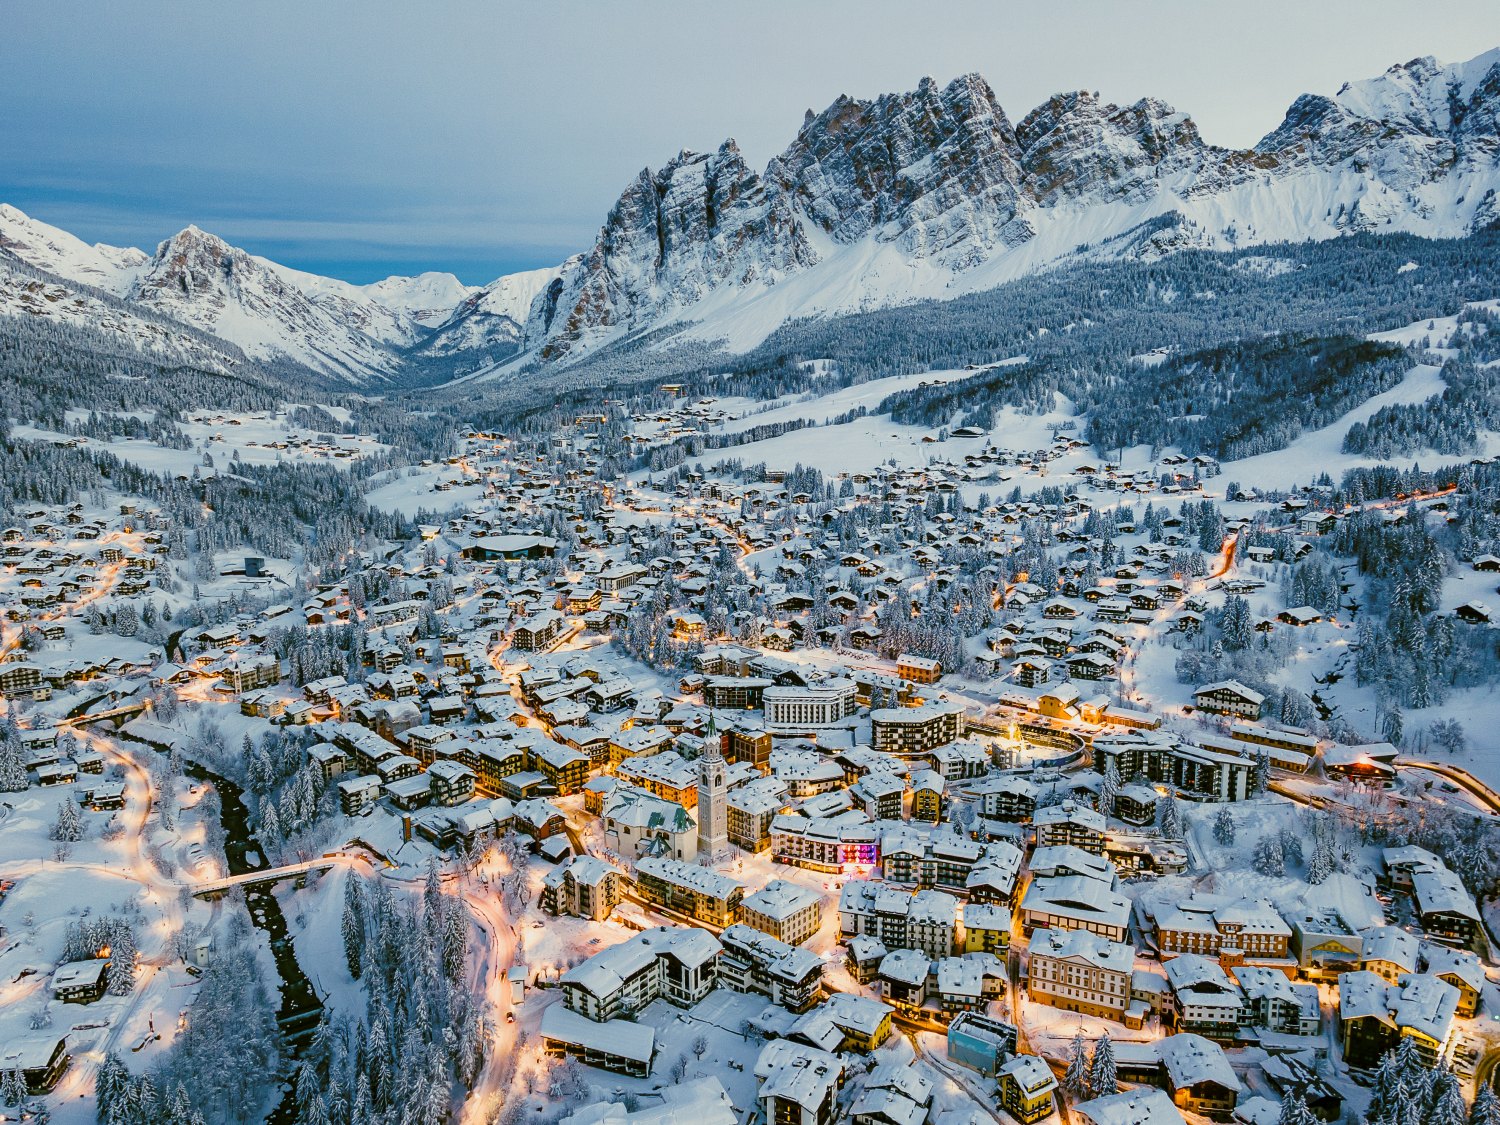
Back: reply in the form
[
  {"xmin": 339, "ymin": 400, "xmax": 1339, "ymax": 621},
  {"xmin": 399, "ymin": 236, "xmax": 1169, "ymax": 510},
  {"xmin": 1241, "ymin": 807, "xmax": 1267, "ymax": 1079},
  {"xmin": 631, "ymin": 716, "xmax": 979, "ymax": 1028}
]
[{"xmin": 1393, "ymin": 757, "xmax": 1500, "ymax": 817}]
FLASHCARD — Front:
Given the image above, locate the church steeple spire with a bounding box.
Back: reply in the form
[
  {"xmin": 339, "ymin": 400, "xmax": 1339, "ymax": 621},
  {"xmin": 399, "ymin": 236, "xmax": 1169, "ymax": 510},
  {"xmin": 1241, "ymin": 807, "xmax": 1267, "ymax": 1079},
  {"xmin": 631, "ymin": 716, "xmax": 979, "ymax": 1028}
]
[{"xmin": 697, "ymin": 712, "xmax": 728, "ymax": 862}]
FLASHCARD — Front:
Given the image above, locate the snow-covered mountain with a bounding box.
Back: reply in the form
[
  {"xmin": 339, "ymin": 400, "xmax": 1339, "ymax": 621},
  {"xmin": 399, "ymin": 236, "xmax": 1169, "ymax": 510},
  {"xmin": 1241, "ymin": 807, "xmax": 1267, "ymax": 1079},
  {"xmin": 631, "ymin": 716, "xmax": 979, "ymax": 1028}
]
[
  {"xmin": 0, "ymin": 246, "xmax": 252, "ymax": 372},
  {"xmin": 421, "ymin": 264, "xmax": 565, "ymax": 360},
  {"xmin": 0, "ymin": 208, "xmax": 419, "ymax": 382},
  {"xmin": 0, "ymin": 203, "xmax": 150, "ymax": 293},
  {"xmin": 4, "ymin": 47, "xmax": 1499, "ymax": 384},
  {"xmin": 126, "ymin": 226, "xmax": 428, "ymax": 379},
  {"xmin": 356, "ymin": 272, "xmax": 479, "ymax": 327},
  {"xmin": 517, "ymin": 47, "xmax": 1500, "ymax": 363},
  {"xmin": 0, "ymin": 207, "xmax": 499, "ymax": 384}
]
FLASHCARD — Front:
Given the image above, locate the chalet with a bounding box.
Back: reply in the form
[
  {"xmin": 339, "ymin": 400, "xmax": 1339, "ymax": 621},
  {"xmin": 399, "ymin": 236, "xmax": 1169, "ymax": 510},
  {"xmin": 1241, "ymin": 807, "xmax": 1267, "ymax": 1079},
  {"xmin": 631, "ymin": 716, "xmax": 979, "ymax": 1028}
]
[
  {"xmin": 513, "ymin": 609, "xmax": 565, "ymax": 652},
  {"xmin": 1339, "ymin": 971, "xmax": 1459, "ymax": 1068},
  {"xmin": 1163, "ymin": 955, "xmax": 1242, "ymax": 1040},
  {"xmin": 1158, "ymin": 1033, "xmax": 1241, "ymax": 1118},
  {"xmin": 1321, "ymin": 742, "xmax": 1397, "ymax": 785},
  {"xmin": 1454, "ymin": 600, "xmax": 1491, "ymax": 624},
  {"xmin": 51, "ymin": 958, "xmax": 109, "ymax": 1004},
  {"xmin": 1192, "ymin": 680, "xmax": 1264, "ymax": 720},
  {"xmin": 0, "ymin": 1034, "xmax": 70, "ymax": 1095},
  {"xmin": 1276, "ymin": 606, "xmax": 1321, "ymax": 627},
  {"xmin": 896, "ymin": 653, "xmax": 941, "ymax": 684}
]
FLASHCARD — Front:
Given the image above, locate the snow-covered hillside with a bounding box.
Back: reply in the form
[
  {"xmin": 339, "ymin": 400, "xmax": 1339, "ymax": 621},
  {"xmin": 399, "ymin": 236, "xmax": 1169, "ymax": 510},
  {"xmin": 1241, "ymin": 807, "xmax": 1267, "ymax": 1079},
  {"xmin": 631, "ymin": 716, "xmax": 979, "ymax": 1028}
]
[
  {"xmin": 0, "ymin": 202, "xmax": 150, "ymax": 292},
  {"xmin": 0, "ymin": 206, "xmax": 492, "ymax": 384},
  {"xmin": 421, "ymin": 263, "xmax": 565, "ymax": 358}
]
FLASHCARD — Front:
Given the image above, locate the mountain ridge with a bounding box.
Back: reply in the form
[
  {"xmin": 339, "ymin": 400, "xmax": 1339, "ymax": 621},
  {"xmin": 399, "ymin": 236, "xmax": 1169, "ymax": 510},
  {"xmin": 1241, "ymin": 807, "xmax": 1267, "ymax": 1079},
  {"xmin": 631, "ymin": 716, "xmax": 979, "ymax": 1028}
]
[
  {"xmin": 2, "ymin": 46, "xmax": 1498, "ymax": 384},
  {"xmin": 511, "ymin": 46, "xmax": 1500, "ymax": 367}
]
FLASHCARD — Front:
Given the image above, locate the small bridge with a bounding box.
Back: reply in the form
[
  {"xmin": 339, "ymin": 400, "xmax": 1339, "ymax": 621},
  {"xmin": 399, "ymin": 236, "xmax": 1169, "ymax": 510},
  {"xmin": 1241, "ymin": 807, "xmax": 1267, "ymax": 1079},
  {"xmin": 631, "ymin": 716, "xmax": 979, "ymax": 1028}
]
[
  {"xmin": 190, "ymin": 857, "xmax": 341, "ymax": 899},
  {"xmin": 56, "ymin": 700, "xmax": 152, "ymax": 729}
]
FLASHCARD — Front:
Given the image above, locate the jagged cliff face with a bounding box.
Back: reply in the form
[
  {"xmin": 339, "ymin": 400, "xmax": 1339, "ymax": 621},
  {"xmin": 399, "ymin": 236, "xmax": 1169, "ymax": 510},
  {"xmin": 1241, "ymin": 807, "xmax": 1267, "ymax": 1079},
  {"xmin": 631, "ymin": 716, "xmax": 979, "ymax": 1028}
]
[
  {"xmin": 523, "ymin": 48, "xmax": 1500, "ymax": 361},
  {"xmin": 524, "ymin": 141, "xmax": 813, "ymax": 357},
  {"xmin": 769, "ymin": 75, "xmax": 1029, "ymax": 262},
  {"xmin": 1016, "ymin": 92, "xmax": 1211, "ymax": 205}
]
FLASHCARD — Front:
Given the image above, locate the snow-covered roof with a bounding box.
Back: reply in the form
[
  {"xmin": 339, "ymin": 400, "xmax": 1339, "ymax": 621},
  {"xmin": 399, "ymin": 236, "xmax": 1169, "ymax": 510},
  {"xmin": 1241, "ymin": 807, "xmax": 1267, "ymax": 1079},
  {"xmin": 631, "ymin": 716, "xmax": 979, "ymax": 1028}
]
[
  {"xmin": 1158, "ymin": 1033, "xmax": 1241, "ymax": 1093},
  {"xmin": 1075, "ymin": 1086, "xmax": 1185, "ymax": 1125},
  {"xmin": 539, "ymin": 1003, "xmax": 655, "ymax": 1064}
]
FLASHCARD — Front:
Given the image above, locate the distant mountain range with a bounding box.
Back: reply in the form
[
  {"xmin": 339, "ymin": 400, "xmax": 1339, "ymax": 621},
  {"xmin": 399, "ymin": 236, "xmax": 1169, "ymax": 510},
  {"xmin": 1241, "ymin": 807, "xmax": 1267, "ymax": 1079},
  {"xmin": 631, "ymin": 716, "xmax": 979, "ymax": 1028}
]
[{"xmin": 3, "ymin": 47, "xmax": 1498, "ymax": 385}]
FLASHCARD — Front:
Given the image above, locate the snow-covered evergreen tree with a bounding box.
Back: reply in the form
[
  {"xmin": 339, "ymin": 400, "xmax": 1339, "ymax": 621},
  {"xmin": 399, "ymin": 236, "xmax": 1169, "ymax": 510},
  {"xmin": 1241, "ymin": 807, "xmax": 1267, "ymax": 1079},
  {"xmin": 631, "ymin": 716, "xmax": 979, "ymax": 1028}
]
[
  {"xmin": 0, "ymin": 730, "xmax": 28, "ymax": 793},
  {"xmin": 1253, "ymin": 746, "xmax": 1271, "ymax": 796},
  {"xmin": 1155, "ymin": 793, "xmax": 1183, "ymax": 841},
  {"xmin": 1089, "ymin": 1033, "xmax": 1117, "ymax": 1099},
  {"xmin": 1098, "ymin": 758, "xmax": 1120, "ymax": 820},
  {"xmin": 1212, "ymin": 806, "xmax": 1236, "ymax": 846},
  {"xmin": 1252, "ymin": 833, "xmax": 1286, "ymax": 876},
  {"xmin": 1470, "ymin": 1084, "xmax": 1500, "ymax": 1125},
  {"xmin": 49, "ymin": 798, "xmax": 85, "ymax": 843},
  {"xmin": 106, "ymin": 926, "xmax": 138, "ymax": 996},
  {"xmin": 342, "ymin": 872, "xmax": 365, "ymax": 981},
  {"xmin": 1064, "ymin": 1033, "xmax": 1090, "ymax": 1100}
]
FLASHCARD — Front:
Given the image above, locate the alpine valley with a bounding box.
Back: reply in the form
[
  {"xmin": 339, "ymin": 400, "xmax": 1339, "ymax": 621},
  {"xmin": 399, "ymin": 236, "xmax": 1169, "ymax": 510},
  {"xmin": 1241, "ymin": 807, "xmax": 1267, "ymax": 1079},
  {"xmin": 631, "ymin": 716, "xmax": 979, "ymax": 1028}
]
[{"xmin": 14, "ymin": 27, "xmax": 1500, "ymax": 1125}]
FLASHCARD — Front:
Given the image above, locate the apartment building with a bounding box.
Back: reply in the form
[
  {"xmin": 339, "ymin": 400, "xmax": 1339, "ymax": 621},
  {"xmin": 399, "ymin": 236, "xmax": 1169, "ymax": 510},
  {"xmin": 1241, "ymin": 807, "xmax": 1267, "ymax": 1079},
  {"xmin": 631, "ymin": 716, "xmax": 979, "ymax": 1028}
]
[
  {"xmin": 1026, "ymin": 926, "xmax": 1133, "ymax": 1021},
  {"xmin": 870, "ymin": 702, "xmax": 965, "ymax": 756},
  {"xmin": 763, "ymin": 681, "xmax": 857, "ymax": 730},
  {"xmin": 741, "ymin": 879, "xmax": 824, "ymax": 945},
  {"xmin": 719, "ymin": 923, "xmax": 824, "ymax": 1012},
  {"xmin": 541, "ymin": 855, "xmax": 628, "ymax": 922},
  {"xmin": 634, "ymin": 857, "xmax": 745, "ymax": 927},
  {"xmin": 727, "ymin": 776, "xmax": 788, "ymax": 852},
  {"xmin": 560, "ymin": 926, "xmax": 722, "ymax": 1022},
  {"xmin": 771, "ymin": 814, "xmax": 879, "ymax": 873},
  {"xmin": 839, "ymin": 881, "xmax": 960, "ymax": 959}
]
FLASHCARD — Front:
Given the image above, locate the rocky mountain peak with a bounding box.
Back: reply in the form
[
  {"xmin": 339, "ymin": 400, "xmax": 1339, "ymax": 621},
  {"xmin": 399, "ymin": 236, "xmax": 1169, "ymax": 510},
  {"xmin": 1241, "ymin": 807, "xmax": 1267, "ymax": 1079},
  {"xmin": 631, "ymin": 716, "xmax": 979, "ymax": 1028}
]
[
  {"xmin": 512, "ymin": 47, "xmax": 1500, "ymax": 366},
  {"xmin": 1016, "ymin": 91, "xmax": 1208, "ymax": 204}
]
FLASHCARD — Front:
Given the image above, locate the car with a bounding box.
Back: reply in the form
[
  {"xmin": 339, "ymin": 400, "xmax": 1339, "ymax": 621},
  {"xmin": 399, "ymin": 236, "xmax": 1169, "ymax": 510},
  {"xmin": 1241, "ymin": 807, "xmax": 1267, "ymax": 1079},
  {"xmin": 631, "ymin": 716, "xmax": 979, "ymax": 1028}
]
[{"xmin": 505, "ymin": 1012, "xmax": 515, "ymax": 1024}]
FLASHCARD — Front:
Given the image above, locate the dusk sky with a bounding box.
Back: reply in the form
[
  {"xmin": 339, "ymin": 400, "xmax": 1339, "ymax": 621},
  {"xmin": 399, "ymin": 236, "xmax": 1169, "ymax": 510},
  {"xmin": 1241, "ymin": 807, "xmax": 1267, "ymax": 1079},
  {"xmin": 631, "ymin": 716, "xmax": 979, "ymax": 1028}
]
[{"xmin": 6, "ymin": 2, "xmax": 1497, "ymax": 285}]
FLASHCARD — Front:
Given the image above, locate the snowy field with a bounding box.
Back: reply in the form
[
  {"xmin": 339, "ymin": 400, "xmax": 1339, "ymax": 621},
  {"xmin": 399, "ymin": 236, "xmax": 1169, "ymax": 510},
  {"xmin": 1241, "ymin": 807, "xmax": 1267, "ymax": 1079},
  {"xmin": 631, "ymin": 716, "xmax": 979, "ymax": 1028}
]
[
  {"xmin": 12, "ymin": 409, "xmax": 386, "ymax": 480},
  {"xmin": 364, "ymin": 463, "xmax": 486, "ymax": 517},
  {"xmin": 710, "ymin": 361, "xmax": 1023, "ymax": 435}
]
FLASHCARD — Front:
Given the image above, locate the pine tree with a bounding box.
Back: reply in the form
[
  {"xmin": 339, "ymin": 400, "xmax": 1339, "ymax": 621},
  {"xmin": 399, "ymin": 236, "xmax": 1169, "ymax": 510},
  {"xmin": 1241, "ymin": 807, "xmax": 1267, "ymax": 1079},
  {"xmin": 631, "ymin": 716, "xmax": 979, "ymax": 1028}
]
[
  {"xmin": 1427, "ymin": 1067, "xmax": 1466, "ymax": 1125},
  {"xmin": 1089, "ymin": 1033, "xmax": 1117, "ymax": 1099},
  {"xmin": 342, "ymin": 874, "xmax": 365, "ymax": 981},
  {"xmin": 1253, "ymin": 746, "xmax": 1271, "ymax": 796},
  {"xmin": 1252, "ymin": 833, "xmax": 1286, "ymax": 876},
  {"xmin": 106, "ymin": 926, "xmax": 137, "ymax": 995},
  {"xmin": 442, "ymin": 901, "xmax": 469, "ymax": 982},
  {"xmin": 1221, "ymin": 594, "xmax": 1253, "ymax": 650},
  {"xmin": 1155, "ymin": 794, "xmax": 1183, "ymax": 841},
  {"xmin": 1212, "ymin": 806, "xmax": 1236, "ymax": 846},
  {"xmin": 1064, "ymin": 1033, "xmax": 1090, "ymax": 1101},
  {"xmin": 1469, "ymin": 1084, "xmax": 1500, "ymax": 1125},
  {"xmin": 1278, "ymin": 1092, "xmax": 1316, "ymax": 1125},
  {"xmin": 1098, "ymin": 758, "xmax": 1120, "ymax": 820},
  {"xmin": 0, "ymin": 738, "xmax": 27, "ymax": 792},
  {"xmin": 0, "ymin": 1068, "xmax": 24, "ymax": 1108},
  {"xmin": 49, "ymin": 798, "xmax": 84, "ymax": 842},
  {"xmin": 95, "ymin": 1052, "xmax": 130, "ymax": 1120}
]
